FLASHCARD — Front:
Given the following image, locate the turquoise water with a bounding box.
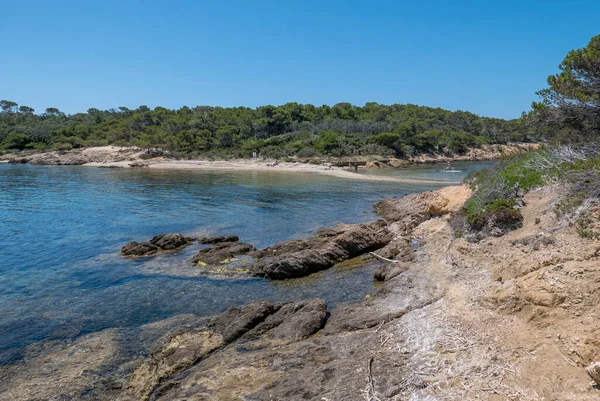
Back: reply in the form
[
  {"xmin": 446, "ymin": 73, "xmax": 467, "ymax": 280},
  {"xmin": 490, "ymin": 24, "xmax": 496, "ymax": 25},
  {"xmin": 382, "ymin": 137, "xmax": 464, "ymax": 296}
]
[{"xmin": 0, "ymin": 163, "xmax": 486, "ymax": 364}]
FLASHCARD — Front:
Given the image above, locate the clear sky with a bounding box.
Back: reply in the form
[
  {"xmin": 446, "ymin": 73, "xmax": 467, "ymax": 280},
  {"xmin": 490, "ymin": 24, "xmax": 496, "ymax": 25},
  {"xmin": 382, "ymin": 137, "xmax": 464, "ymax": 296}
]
[{"xmin": 1, "ymin": 0, "xmax": 598, "ymax": 119}]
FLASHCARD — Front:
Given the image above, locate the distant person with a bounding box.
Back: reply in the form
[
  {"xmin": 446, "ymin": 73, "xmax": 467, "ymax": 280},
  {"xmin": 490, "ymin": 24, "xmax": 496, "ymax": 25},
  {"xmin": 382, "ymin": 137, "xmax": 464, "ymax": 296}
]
[
  {"xmin": 252, "ymin": 151, "xmax": 257, "ymax": 158},
  {"xmin": 354, "ymin": 163, "xmax": 358, "ymax": 172}
]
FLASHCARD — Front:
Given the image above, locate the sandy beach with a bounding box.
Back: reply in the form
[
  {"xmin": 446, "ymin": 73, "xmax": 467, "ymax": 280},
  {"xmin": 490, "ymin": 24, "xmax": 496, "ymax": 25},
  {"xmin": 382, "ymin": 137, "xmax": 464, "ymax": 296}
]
[
  {"xmin": 0, "ymin": 145, "xmax": 505, "ymax": 184},
  {"xmin": 83, "ymin": 159, "xmax": 460, "ymax": 184}
]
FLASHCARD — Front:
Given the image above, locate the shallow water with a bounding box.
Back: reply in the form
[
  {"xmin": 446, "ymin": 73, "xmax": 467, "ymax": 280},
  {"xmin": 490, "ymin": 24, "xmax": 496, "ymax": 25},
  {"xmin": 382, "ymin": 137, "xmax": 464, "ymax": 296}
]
[
  {"xmin": 0, "ymin": 163, "xmax": 489, "ymax": 363},
  {"xmin": 357, "ymin": 160, "xmax": 496, "ymax": 181}
]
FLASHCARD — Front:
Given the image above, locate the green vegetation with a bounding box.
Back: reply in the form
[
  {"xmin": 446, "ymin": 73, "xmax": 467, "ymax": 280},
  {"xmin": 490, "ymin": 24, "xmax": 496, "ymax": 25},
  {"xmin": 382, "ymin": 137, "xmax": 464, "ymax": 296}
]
[
  {"xmin": 464, "ymin": 145, "xmax": 600, "ymax": 236},
  {"xmin": 0, "ymin": 101, "xmax": 530, "ymax": 158},
  {"xmin": 463, "ymin": 152, "xmax": 540, "ymax": 232},
  {"xmin": 527, "ymin": 34, "xmax": 600, "ymax": 143},
  {"xmin": 462, "ymin": 33, "xmax": 600, "ymax": 237}
]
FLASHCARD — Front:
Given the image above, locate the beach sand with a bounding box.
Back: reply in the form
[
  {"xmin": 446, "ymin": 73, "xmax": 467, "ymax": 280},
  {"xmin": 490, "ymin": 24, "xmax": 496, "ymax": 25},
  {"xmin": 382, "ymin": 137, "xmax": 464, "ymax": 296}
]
[{"xmin": 84, "ymin": 159, "xmax": 460, "ymax": 185}]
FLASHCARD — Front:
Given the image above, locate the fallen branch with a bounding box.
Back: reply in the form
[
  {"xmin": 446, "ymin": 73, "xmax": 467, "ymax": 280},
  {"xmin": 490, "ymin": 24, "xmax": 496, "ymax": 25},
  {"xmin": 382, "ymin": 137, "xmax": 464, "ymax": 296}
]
[
  {"xmin": 369, "ymin": 252, "xmax": 399, "ymax": 264},
  {"xmin": 365, "ymin": 357, "xmax": 381, "ymax": 401}
]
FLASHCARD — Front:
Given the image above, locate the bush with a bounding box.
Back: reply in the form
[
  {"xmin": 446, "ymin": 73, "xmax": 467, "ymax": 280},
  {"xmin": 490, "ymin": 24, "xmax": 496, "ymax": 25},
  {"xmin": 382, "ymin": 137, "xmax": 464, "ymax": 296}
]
[
  {"xmin": 296, "ymin": 147, "xmax": 321, "ymax": 158},
  {"xmin": 463, "ymin": 151, "xmax": 545, "ymax": 234},
  {"xmin": 3, "ymin": 132, "xmax": 29, "ymax": 150},
  {"xmin": 465, "ymin": 198, "xmax": 522, "ymax": 230}
]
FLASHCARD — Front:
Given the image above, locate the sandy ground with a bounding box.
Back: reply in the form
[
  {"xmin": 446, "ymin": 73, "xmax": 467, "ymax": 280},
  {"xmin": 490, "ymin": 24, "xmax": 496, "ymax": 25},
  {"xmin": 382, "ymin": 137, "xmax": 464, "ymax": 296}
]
[
  {"xmin": 84, "ymin": 158, "xmax": 460, "ymax": 185},
  {"xmin": 0, "ymin": 146, "xmax": 482, "ymax": 185}
]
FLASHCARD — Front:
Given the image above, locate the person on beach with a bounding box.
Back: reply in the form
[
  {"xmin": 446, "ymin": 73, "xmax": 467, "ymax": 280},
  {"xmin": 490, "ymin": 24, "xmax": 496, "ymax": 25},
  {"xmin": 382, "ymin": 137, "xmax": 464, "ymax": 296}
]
[{"xmin": 354, "ymin": 163, "xmax": 358, "ymax": 172}]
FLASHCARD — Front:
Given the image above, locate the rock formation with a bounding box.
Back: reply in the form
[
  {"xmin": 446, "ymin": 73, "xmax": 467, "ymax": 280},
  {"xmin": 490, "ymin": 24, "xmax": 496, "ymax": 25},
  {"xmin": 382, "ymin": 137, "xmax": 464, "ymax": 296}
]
[{"xmin": 121, "ymin": 233, "xmax": 194, "ymax": 257}]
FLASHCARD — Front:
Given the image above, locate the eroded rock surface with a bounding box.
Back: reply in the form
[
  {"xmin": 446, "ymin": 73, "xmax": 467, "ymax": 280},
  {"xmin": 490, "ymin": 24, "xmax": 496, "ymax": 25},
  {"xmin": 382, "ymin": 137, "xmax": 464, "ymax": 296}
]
[
  {"xmin": 253, "ymin": 221, "xmax": 393, "ymax": 279},
  {"xmin": 121, "ymin": 233, "xmax": 194, "ymax": 257}
]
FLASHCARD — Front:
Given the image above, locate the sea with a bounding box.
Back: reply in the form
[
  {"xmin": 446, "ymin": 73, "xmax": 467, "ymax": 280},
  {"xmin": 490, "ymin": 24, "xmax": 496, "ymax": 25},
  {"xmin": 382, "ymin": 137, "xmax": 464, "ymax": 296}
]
[{"xmin": 0, "ymin": 161, "xmax": 492, "ymax": 364}]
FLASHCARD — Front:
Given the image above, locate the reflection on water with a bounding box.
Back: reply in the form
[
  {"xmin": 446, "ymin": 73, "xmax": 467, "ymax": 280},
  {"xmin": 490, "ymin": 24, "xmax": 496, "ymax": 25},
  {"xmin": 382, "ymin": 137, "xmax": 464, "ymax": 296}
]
[{"xmin": 0, "ymin": 163, "xmax": 489, "ymax": 364}]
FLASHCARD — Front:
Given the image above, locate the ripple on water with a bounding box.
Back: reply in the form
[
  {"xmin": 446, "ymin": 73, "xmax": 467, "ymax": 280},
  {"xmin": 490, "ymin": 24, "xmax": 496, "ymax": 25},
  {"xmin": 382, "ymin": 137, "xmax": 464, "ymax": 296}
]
[{"xmin": 0, "ymin": 163, "xmax": 489, "ymax": 364}]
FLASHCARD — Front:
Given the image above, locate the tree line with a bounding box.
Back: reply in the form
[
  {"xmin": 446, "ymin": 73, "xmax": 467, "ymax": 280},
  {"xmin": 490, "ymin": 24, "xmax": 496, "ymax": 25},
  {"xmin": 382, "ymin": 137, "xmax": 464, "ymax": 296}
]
[{"xmin": 1, "ymin": 102, "xmax": 533, "ymax": 160}]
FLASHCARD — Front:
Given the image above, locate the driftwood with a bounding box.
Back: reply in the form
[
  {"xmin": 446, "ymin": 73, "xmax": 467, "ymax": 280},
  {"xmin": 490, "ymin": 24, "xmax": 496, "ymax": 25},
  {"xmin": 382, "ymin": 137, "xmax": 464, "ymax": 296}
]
[
  {"xmin": 369, "ymin": 252, "xmax": 398, "ymax": 264},
  {"xmin": 586, "ymin": 362, "xmax": 600, "ymax": 385}
]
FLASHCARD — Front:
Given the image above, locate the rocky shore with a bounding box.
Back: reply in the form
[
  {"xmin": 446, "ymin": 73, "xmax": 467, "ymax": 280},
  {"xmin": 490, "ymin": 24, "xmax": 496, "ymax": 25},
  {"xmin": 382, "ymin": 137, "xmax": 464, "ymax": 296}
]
[{"xmin": 2, "ymin": 183, "xmax": 600, "ymax": 400}]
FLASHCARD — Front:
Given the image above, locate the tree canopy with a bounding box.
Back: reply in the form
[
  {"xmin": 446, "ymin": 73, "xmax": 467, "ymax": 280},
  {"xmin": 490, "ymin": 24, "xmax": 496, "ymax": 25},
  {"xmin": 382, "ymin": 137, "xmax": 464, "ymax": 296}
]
[
  {"xmin": 0, "ymin": 100, "xmax": 530, "ymax": 158},
  {"xmin": 529, "ymin": 34, "xmax": 600, "ymax": 141}
]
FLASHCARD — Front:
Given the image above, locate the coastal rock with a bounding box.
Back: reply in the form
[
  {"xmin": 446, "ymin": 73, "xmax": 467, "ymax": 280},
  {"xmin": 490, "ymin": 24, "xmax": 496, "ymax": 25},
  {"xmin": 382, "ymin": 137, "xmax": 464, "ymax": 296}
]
[
  {"xmin": 28, "ymin": 152, "xmax": 88, "ymax": 165},
  {"xmin": 128, "ymin": 329, "xmax": 224, "ymax": 399},
  {"xmin": 128, "ymin": 161, "xmax": 149, "ymax": 167},
  {"xmin": 206, "ymin": 298, "xmax": 326, "ymax": 345},
  {"xmin": 127, "ymin": 298, "xmax": 328, "ymax": 399},
  {"xmin": 121, "ymin": 241, "xmax": 160, "ymax": 257},
  {"xmin": 374, "ymin": 263, "xmax": 410, "ymax": 282},
  {"xmin": 121, "ymin": 233, "xmax": 194, "ymax": 257},
  {"xmin": 199, "ymin": 235, "xmax": 240, "ymax": 244},
  {"xmin": 149, "ymin": 233, "xmax": 192, "ymax": 250},
  {"xmin": 243, "ymin": 299, "xmax": 327, "ymax": 341},
  {"xmin": 191, "ymin": 241, "xmax": 255, "ymax": 266},
  {"xmin": 375, "ymin": 235, "xmax": 414, "ymax": 261},
  {"xmin": 208, "ymin": 300, "xmax": 282, "ymax": 343},
  {"xmin": 375, "ymin": 192, "xmax": 449, "ymax": 234},
  {"xmin": 257, "ymin": 249, "xmax": 332, "ymax": 279},
  {"xmin": 8, "ymin": 157, "xmax": 29, "ymax": 164},
  {"xmin": 254, "ymin": 221, "xmax": 392, "ymax": 279},
  {"xmin": 375, "ymin": 185, "xmax": 471, "ymax": 234},
  {"xmin": 267, "ymin": 299, "xmax": 327, "ymax": 341}
]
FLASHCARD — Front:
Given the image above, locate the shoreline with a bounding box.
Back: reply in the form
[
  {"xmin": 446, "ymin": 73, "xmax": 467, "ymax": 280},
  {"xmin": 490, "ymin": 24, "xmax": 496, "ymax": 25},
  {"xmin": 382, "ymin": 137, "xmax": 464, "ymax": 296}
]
[
  {"xmin": 1, "ymin": 182, "xmax": 598, "ymax": 399},
  {"xmin": 0, "ymin": 144, "xmax": 523, "ymax": 185},
  {"xmin": 88, "ymin": 159, "xmax": 463, "ymax": 185}
]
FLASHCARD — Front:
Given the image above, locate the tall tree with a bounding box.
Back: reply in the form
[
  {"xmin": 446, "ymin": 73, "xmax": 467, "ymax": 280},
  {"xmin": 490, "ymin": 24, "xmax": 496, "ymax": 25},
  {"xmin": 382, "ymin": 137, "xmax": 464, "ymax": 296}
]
[
  {"xmin": 0, "ymin": 100, "xmax": 18, "ymax": 113},
  {"xmin": 45, "ymin": 107, "xmax": 61, "ymax": 116},
  {"xmin": 530, "ymin": 34, "xmax": 600, "ymax": 139},
  {"xmin": 18, "ymin": 105, "xmax": 34, "ymax": 113}
]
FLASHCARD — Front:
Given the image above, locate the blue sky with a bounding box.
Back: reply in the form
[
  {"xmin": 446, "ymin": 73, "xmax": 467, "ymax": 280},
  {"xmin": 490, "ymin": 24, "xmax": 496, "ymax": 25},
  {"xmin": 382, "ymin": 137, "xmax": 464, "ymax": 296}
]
[{"xmin": 1, "ymin": 0, "xmax": 598, "ymax": 119}]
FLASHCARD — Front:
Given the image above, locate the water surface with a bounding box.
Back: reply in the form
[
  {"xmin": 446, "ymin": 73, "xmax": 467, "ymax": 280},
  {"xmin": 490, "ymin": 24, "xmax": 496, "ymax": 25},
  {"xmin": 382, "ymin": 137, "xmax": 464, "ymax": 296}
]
[{"xmin": 0, "ymin": 163, "xmax": 487, "ymax": 363}]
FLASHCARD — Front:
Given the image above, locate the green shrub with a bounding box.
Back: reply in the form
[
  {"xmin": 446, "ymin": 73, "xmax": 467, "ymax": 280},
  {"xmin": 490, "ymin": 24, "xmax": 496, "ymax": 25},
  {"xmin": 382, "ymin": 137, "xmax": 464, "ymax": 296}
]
[{"xmin": 465, "ymin": 198, "xmax": 522, "ymax": 229}]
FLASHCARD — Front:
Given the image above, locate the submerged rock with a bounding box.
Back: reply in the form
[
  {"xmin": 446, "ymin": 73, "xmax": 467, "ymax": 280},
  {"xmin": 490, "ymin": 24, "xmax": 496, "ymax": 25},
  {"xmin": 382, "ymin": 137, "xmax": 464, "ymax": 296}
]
[
  {"xmin": 199, "ymin": 235, "xmax": 240, "ymax": 244},
  {"xmin": 190, "ymin": 241, "xmax": 256, "ymax": 275},
  {"xmin": 121, "ymin": 233, "xmax": 194, "ymax": 257}
]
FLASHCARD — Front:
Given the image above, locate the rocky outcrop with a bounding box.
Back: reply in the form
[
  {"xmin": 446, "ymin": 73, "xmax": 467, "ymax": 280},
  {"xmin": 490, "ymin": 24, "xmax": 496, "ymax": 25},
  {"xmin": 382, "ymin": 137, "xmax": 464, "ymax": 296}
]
[
  {"xmin": 199, "ymin": 235, "xmax": 239, "ymax": 244},
  {"xmin": 121, "ymin": 233, "xmax": 194, "ymax": 257},
  {"xmin": 252, "ymin": 221, "xmax": 393, "ymax": 279},
  {"xmin": 375, "ymin": 191, "xmax": 450, "ymax": 234},
  {"xmin": 121, "ymin": 241, "xmax": 160, "ymax": 257},
  {"xmin": 128, "ymin": 298, "xmax": 327, "ymax": 400},
  {"xmin": 1, "ymin": 146, "xmax": 147, "ymax": 166},
  {"xmin": 374, "ymin": 263, "xmax": 409, "ymax": 282},
  {"xmin": 208, "ymin": 299, "xmax": 282, "ymax": 343},
  {"xmin": 7, "ymin": 157, "xmax": 29, "ymax": 164},
  {"xmin": 128, "ymin": 161, "xmax": 149, "ymax": 168}
]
